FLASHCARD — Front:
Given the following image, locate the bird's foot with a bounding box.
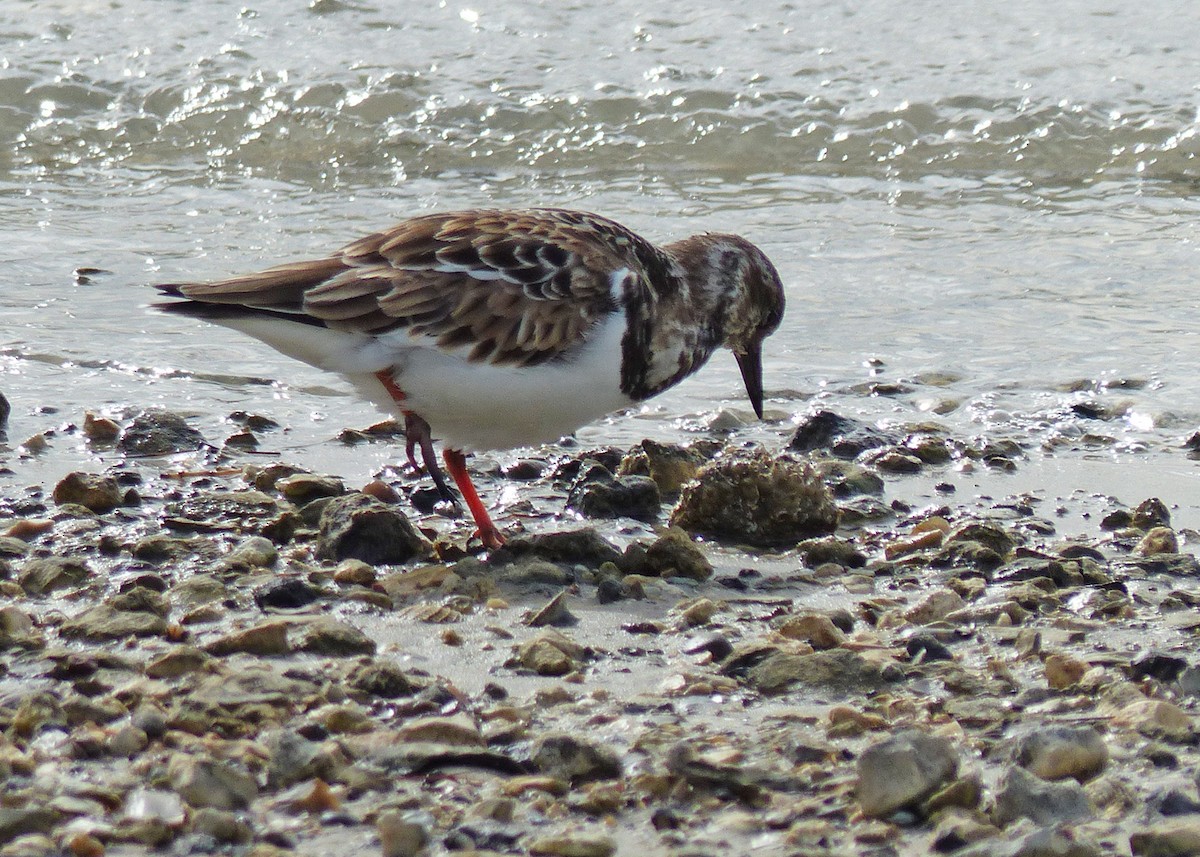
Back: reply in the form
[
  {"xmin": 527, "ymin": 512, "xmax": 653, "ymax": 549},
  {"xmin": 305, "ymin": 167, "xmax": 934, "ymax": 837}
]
[{"xmin": 403, "ymin": 412, "xmax": 458, "ymax": 506}]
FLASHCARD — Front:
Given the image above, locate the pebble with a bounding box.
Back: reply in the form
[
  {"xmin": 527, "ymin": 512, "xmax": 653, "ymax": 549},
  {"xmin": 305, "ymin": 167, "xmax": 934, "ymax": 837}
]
[
  {"xmin": 855, "ymin": 729, "xmax": 959, "ymax": 817},
  {"xmin": 531, "ymin": 734, "xmax": 622, "ymax": 784},
  {"xmin": 527, "ymin": 834, "xmax": 617, "ymax": 857},
  {"xmin": 377, "ymin": 810, "xmax": 429, "ymax": 857},
  {"xmin": 518, "ymin": 630, "xmax": 586, "ymax": 676},
  {"xmin": 316, "ymin": 493, "xmax": 430, "ymax": 564},
  {"xmin": 1013, "ymin": 725, "xmax": 1108, "ymax": 782},
  {"xmin": 670, "ymin": 447, "xmax": 839, "ymax": 545},
  {"xmin": 777, "ymin": 613, "xmax": 847, "ymax": 649},
  {"xmin": 1130, "ymin": 816, "xmax": 1200, "ymax": 857},
  {"xmin": 118, "ymin": 411, "xmax": 207, "ymax": 455},
  {"xmin": 18, "ymin": 556, "xmax": 91, "ymax": 595},
  {"xmin": 1113, "ymin": 699, "xmax": 1195, "ymax": 743},
  {"xmin": 168, "ymin": 755, "xmax": 258, "ymax": 810},
  {"xmin": 640, "ymin": 527, "xmax": 713, "ymax": 580},
  {"xmin": 51, "ymin": 472, "xmax": 123, "ymax": 513},
  {"xmin": 991, "ymin": 765, "xmax": 1094, "ymax": 827}
]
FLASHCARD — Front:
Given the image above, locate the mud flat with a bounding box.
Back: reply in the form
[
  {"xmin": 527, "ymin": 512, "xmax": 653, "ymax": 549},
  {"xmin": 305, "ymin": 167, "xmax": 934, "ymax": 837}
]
[{"xmin": 2, "ymin": 407, "xmax": 1200, "ymax": 857}]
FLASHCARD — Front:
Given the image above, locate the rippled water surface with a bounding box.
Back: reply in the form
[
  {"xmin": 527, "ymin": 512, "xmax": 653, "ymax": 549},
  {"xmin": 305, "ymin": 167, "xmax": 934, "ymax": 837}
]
[{"xmin": 5, "ymin": 0, "xmax": 1200, "ymax": 528}]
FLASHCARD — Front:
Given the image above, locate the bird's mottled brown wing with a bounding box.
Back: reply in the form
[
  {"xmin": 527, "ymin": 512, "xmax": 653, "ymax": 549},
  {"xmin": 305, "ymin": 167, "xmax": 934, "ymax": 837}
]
[{"xmin": 163, "ymin": 209, "xmax": 653, "ymax": 366}]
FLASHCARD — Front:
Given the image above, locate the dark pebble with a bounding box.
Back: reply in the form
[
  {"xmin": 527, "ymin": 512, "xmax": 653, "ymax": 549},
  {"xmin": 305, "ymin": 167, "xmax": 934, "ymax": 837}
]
[
  {"xmin": 596, "ymin": 576, "xmax": 630, "ymax": 603},
  {"xmin": 682, "ymin": 632, "xmax": 733, "ymax": 661},
  {"xmin": 255, "ymin": 578, "xmax": 324, "ymax": 611},
  {"xmin": 1130, "ymin": 653, "xmax": 1189, "ymax": 683},
  {"xmin": 906, "ymin": 635, "xmax": 954, "ymax": 662}
]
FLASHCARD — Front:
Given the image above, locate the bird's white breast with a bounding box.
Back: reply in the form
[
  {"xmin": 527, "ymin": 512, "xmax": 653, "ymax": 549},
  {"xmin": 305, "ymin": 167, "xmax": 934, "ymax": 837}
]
[{"xmin": 350, "ymin": 312, "xmax": 633, "ymax": 452}]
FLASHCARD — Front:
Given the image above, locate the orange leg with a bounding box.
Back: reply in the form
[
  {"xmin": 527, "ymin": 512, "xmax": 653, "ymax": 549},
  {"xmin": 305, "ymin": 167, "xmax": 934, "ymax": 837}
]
[{"xmin": 443, "ymin": 448, "xmax": 505, "ymax": 549}]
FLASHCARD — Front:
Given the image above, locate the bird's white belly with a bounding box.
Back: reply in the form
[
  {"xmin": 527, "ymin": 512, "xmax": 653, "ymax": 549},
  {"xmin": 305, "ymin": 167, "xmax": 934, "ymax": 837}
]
[{"xmin": 350, "ymin": 313, "xmax": 633, "ymax": 452}]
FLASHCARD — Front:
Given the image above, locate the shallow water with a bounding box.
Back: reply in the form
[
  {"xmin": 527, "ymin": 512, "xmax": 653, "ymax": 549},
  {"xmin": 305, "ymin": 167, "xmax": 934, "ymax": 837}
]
[{"xmin": 4, "ymin": 0, "xmax": 1200, "ymax": 533}]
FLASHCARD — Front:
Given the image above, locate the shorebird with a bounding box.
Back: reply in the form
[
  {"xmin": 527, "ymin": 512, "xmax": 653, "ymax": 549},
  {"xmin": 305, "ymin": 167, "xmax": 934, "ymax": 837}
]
[{"xmin": 157, "ymin": 208, "xmax": 785, "ymax": 549}]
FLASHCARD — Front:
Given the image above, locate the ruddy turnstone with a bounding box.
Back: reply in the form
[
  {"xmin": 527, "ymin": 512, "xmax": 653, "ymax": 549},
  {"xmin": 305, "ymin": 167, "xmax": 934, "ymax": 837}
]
[{"xmin": 157, "ymin": 208, "xmax": 785, "ymax": 549}]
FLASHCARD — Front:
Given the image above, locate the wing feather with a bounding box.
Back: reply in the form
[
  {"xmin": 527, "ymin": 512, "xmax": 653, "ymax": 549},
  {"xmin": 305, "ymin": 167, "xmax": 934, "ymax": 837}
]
[{"xmin": 157, "ymin": 208, "xmax": 662, "ymax": 366}]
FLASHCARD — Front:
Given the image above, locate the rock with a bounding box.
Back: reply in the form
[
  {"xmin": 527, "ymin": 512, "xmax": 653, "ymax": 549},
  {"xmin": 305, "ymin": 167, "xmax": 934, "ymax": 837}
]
[
  {"xmin": 1131, "ymin": 817, "xmax": 1200, "ymax": 856},
  {"xmin": 566, "ymin": 463, "xmax": 661, "ymax": 522},
  {"xmin": 1044, "ymin": 653, "xmax": 1088, "ymax": 689},
  {"xmin": 316, "ymin": 493, "xmax": 430, "ymax": 564},
  {"xmin": 616, "ymin": 440, "xmax": 705, "ymax": 494},
  {"xmin": 1132, "ymin": 497, "xmax": 1171, "ymax": 530},
  {"xmin": 109, "ymin": 723, "xmax": 149, "ymax": 757},
  {"xmin": 777, "ymin": 613, "xmax": 846, "ymax": 650},
  {"xmin": 254, "ymin": 578, "xmax": 323, "ymax": 610},
  {"xmin": 52, "ymin": 472, "xmax": 123, "ymax": 512},
  {"xmin": 168, "ymin": 755, "xmax": 258, "ymax": 810},
  {"xmin": 18, "ymin": 556, "xmax": 90, "ymax": 595},
  {"xmin": 498, "ymin": 528, "xmax": 623, "ymax": 566},
  {"xmin": 531, "ymin": 734, "xmax": 622, "ymax": 784},
  {"xmin": 60, "ymin": 605, "xmax": 168, "ymax": 640},
  {"xmin": 788, "ymin": 409, "xmax": 894, "ymax": 457},
  {"xmin": 639, "ymin": 527, "xmax": 712, "ymax": 581},
  {"xmin": 348, "ymin": 661, "xmax": 423, "ymax": 699},
  {"xmin": 946, "ymin": 521, "xmax": 1016, "ymax": 558},
  {"xmin": 999, "ymin": 825, "xmax": 1104, "ymax": 857},
  {"xmin": 396, "ymin": 715, "xmax": 483, "ymax": 746},
  {"xmin": 518, "ymin": 630, "xmax": 586, "ymax": 676},
  {"xmin": 291, "ymin": 617, "xmax": 376, "ymax": 656},
  {"xmin": 904, "ymin": 587, "xmax": 966, "ymax": 624},
  {"xmin": 1113, "ymin": 699, "xmax": 1195, "ymax": 743},
  {"xmin": 119, "ymin": 411, "xmax": 207, "ymax": 455},
  {"xmin": 735, "ymin": 648, "xmax": 891, "ymax": 695},
  {"xmin": 205, "ymin": 621, "xmax": 292, "ymax": 656},
  {"xmin": 265, "ymin": 730, "xmax": 343, "ymax": 789},
  {"xmin": 377, "ymin": 810, "xmax": 430, "ymax": 857},
  {"xmin": 0, "ymin": 807, "xmax": 60, "ymax": 844},
  {"xmin": 1135, "ymin": 527, "xmax": 1179, "ymax": 557},
  {"xmin": 276, "ymin": 473, "xmax": 346, "ymax": 505},
  {"xmin": 190, "ymin": 807, "xmax": 253, "ymax": 844},
  {"xmin": 670, "ymin": 447, "xmax": 838, "ymax": 546},
  {"xmin": 226, "ymin": 536, "xmax": 279, "ymax": 568},
  {"xmin": 856, "ymin": 729, "xmax": 959, "ymax": 817},
  {"xmin": 992, "ymin": 765, "xmax": 1093, "ymax": 827},
  {"xmin": 0, "ymin": 391, "xmax": 8, "ymax": 428},
  {"xmin": 1013, "ymin": 725, "xmax": 1108, "ymax": 782},
  {"xmin": 526, "ymin": 591, "xmax": 576, "ymax": 627},
  {"xmin": 528, "ymin": 834, "xmax": 617, "ymax": 857}
]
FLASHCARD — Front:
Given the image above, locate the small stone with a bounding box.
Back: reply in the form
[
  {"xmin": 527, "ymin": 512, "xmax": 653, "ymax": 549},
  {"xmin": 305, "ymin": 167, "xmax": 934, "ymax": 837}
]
[
  {"xmin": 226, "ymin": 536, "xmax": 278, "ymax": 568},
  {"xmin": 190, "ymin": 807, "xmax": 253, "ymax": 844},
  {"xmin": 777, "ymin": 613, "xmax": 846, "ymax": 650},
  {"xmin": 616, "ymin": 439, "xmax": 704, "ymax": 494},
  {"xmin": 992, "ymin": 765, "xmax": 1093, "ymax": 827},
  {"xmin": 396, "ymin": 715, "xmax": 484, "ymax": 747},
  {"xmin": 531, "ymin": 734, "xmax": 622, "ymax": 784},
  {"xmin": 291, "ymin": 617, "xmax": 376, "ymax": 656},
  {"xmin": 254, "ymin": 578, "xmax": 323, "ymax": 610},
  {"xmin": 108, "ymin": 724, "xmax": 149, "ymax": 757},
  {"xmin": 18, "ymin": 556, "xmax": 90, "ymax": 595},
  {"xmin": 856, "ymin": 729, "xmax": 959, "ymax": 817},
  {"xmin": 1135, "ymin": 527, "xmax": 1179, "ymax": 557},
  {"xmin": 277, "ymin": 473, "xmax": 346, "ymax": 505},
  {"xmin": 640, "ymin": 527, "xmax": 713, "ymax": 581},
  {"xmin": 333, "ymin": 560, "xmax": 376, "ymax": 586},
  {"xmin": 1113, "ymin": 699, "xmax": 1195, "ymax": 743},
  {"xmin": 169, "ymin": 755, "xmax": 258, "ymax": 810},
  {"xmin": 207, "ymin": 620, "xmax": 293, "ymax": 656},
  {"xmin": 52, "ymin": 472, "xmax": 123, "ymax": 513},
  {"xmin": 566, "ymin": 464, "xmax": 661, "ymax": 522},
  {"xmin": 519, "ymin": 630, "xmax": 586, "ymax": 677},
  {"xmin": 528, "ymin": 834, "xmax": 617, "ymax": 857},
  {"xmin": 118, "ymin": 411, "xmax": 207, "ymax": 455},
  {"xmin": 527, "ymin": 591, "xmax": 576, "ymax": 628},
  {"xmin": 1014, "ymin": 725, "xmax": 1109, "ymax": 782},
  {"xmin": 737, "ymin": 648, "xmax": 891, "ymax": 695},
  {"xmin": 316, "ymin": 493, "xmax": 430, "ymax": 564},
  {"xmin": 60, "ymin": 605, "xmax": 167, "ymax": 640},
  {"xmin": 1131, "ymin": 817, "xmax": 1200, "ymax": 857},
  {"xmin": 377, "ymin": 810, "xmax": 429, "ymax": 857},
  {"xmin": 66, "ymin": 832, "xmax": 106, "ymax": 857},
  {"xmin": 1132, "ymin": 497, "xmax": 1171, "ymax": 530},
  {"xmin": 904, "ymin": 588, "xmax": 966, "ymax": 625},
  {"xmin": 1045, "ymin": 652, "xmax": 1088, "ymax": 689},
  {"xmin": 670, "ymin": 448, "xmax": 838, "ymax": 546}
]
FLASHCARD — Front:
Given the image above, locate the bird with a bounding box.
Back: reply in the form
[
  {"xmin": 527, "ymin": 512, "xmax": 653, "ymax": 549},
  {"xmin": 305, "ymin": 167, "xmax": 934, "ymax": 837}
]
[{"xmin": 156, "ymin": 208, "xmax": 785, "ymax": 549}]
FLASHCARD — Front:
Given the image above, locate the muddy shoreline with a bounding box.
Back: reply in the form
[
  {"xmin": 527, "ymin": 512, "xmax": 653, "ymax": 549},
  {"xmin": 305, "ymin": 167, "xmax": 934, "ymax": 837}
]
[{"xmin": 2, "ymin": 406, "xmax": 1200, "ymax": 857}]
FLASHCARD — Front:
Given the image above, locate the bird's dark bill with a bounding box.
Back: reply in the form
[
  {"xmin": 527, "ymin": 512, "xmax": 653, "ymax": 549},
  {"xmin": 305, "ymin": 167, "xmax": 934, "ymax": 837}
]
[{"xmin": 735, "ymin": 346, "xmax": 764, "ymax": 419}]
